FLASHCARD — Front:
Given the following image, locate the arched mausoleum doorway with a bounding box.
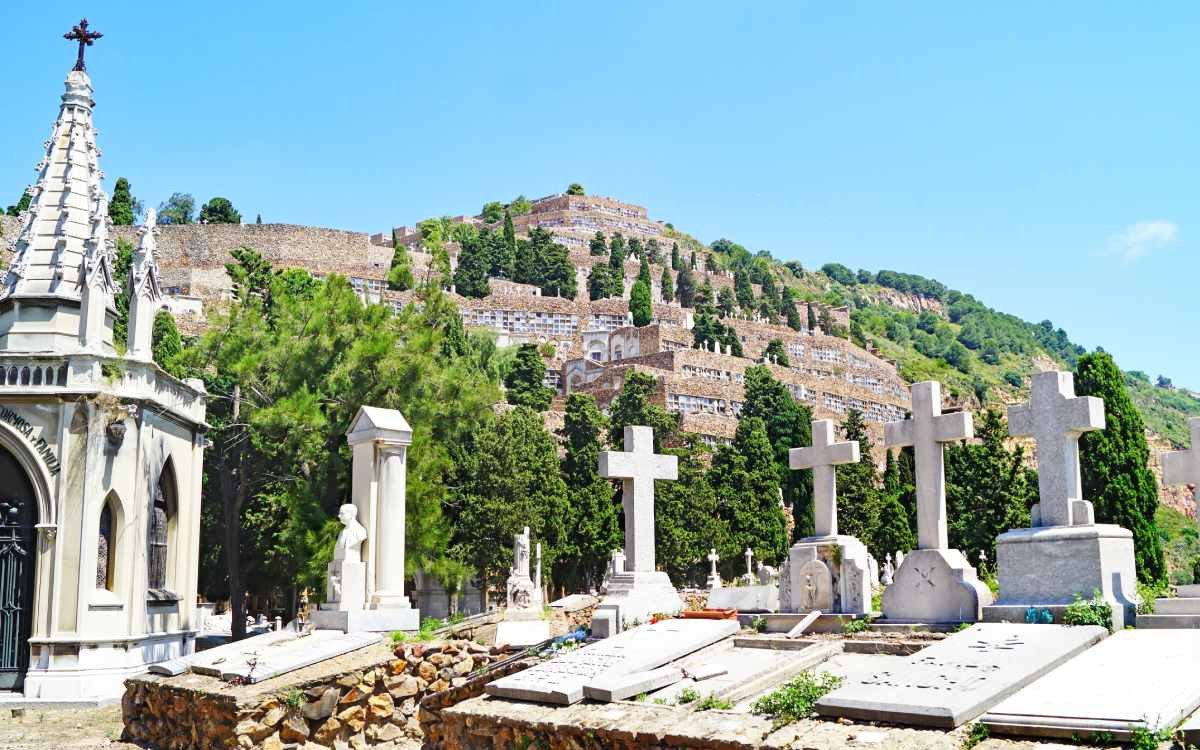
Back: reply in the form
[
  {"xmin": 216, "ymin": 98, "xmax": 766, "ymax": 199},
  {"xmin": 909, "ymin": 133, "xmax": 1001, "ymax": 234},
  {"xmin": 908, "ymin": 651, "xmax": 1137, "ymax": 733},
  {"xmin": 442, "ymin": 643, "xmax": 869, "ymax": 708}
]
[{"xmin": 0, "ymin": 445, "xmax": 37, "ymax": 691}]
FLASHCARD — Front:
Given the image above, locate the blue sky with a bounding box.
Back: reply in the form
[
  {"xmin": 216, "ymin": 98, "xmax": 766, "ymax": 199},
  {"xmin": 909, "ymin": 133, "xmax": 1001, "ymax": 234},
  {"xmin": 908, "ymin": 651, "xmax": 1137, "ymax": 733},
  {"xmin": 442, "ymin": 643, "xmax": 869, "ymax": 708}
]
[{"xmin": 2, "ymin": 3, "xmax": 1196, "ymax": 387}]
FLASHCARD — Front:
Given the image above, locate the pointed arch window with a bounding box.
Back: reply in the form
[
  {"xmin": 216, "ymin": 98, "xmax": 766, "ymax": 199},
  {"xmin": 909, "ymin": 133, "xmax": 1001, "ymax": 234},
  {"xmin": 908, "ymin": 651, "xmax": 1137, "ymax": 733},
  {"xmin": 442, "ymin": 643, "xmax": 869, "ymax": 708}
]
[
  {"xmin": 147, "ymin": 486, "xmax": 168, "ymax": 592},
  {"xmin": 96, "ymin": 501, "xmax": 114, "ymax": 591}
]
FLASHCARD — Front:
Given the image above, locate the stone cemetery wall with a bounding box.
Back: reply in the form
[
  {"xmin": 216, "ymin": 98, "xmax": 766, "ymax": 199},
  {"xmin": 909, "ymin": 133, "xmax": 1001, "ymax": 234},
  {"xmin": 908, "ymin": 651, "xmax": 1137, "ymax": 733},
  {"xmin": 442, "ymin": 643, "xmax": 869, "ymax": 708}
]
[{"xmin": 122, "ymin": 639, "xmax": 512, "ymax": 750}]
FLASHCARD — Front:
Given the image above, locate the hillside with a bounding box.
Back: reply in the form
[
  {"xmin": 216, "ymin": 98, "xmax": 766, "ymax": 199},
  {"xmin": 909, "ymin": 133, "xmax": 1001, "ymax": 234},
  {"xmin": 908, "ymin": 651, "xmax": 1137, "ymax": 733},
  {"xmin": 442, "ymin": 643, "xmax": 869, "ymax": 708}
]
[{"xmin": 695, "ymin": 241, "xmax": 1200, "ymax": 515}]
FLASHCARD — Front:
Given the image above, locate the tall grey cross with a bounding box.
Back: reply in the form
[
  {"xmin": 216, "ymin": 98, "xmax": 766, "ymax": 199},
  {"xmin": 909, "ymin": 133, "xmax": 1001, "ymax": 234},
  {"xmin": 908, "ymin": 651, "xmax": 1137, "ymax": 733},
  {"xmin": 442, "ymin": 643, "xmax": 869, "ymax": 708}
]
[
  {"xmin": 599, "ymin": 425, "xmax": 678, "ymax": 573},
  {"xmin": 885, "ymin": 381, "xmax": 974, "ymax": 550},
  {"xmin": 790, "ymin": 419, "xmax": 860, "ymax": 538},
  {"xmin": 1162, "ymin": 417, "xmax": 1200, "ymax": 527},
  {"xmin": 1008, "ymin": 371, "xmax": 1105, "ymax": 527}
]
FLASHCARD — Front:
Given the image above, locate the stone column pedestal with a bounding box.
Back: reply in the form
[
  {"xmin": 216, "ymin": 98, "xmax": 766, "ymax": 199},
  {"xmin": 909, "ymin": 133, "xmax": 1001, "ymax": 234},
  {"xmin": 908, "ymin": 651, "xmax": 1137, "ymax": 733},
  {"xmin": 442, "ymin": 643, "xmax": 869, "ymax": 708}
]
[
  {"xmin": 982, "ymin": 524, "xmax": 1138, "ymax": 629},
  {"xmin": 882, "ymin": 548, "xmax": 992, "ymax": 624}
]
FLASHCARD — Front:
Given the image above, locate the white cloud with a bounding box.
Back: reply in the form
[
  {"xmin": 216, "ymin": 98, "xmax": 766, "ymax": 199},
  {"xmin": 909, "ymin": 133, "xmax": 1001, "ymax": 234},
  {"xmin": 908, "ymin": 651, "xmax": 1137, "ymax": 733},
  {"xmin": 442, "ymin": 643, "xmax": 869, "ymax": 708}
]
[{"xmin": 1109, "ymin": 220, "xmax": 1179, "ymax": 261}]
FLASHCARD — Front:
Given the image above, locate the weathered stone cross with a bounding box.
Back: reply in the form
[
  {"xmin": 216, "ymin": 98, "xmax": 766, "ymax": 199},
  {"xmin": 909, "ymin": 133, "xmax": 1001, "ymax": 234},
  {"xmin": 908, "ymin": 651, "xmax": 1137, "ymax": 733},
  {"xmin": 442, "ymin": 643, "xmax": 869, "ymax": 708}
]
[
  {"xmin": 790, "ymin": 419, "xmax": 860, "ymax": 537},
  {"xmin": 64, "ymin": 18, "xmax": 103, "ymax": 72},
  {"xmin": 1162, "ymin": 417, "xmax": 1200, "ymax": 523},
  {"xmin": 1008, "ymin": 371, "xmax": 1105, "ymax": 527},
  {"xmin": 599, "ymin": 425, "xmax": 678, "ymax": 573},
  {"xmin": 885, "ymin": 381, "xmax": 974, "ymax": 550}
]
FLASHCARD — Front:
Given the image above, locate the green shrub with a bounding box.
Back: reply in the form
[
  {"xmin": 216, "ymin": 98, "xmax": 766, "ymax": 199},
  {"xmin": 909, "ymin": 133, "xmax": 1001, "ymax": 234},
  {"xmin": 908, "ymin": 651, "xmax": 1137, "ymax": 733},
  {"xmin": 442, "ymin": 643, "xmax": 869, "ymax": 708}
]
[
  {"xmin": 961, "ymin": 722, "xmax": 988, "ymax": 749},
  {"xmin": 676, "ymin": 687, "xmax": 699, "ymax": 704},
  {"xmin": 750, "ymin": 616, "xmax": 767, "ymax": 633},
  {"xmin": 1136, "ymin": 580, "xmax": 1168, "ymax": 615},
  {"xmin": 280, "ymin": 687, "xmax": 304, "ymax": 710},
  {"xmin": 1062, "ymin": 589, "xmax": 1112, "ymax": 631},
  {"xmin": 750, "ymin": 671, "xmax": 844, "ymax": 726},
  {"xmin": 842, "ymin": 617, "xmax": 870, "ymax": 634},
  {"xmin": 390, "ymin": 630, "xmax": 407, "ymax": 644},
  {"xmin": 694, "ymin": 693, "xmax": 734, "ymax": 711}
]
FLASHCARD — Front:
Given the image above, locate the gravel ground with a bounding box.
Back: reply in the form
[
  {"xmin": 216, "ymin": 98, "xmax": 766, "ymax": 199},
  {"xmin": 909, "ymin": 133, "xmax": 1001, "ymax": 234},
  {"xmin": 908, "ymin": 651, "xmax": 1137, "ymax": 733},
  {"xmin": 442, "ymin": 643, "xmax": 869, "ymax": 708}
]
[{"xmin": 0, "ymin": 704, "xmax": 135, "ymax": 750}]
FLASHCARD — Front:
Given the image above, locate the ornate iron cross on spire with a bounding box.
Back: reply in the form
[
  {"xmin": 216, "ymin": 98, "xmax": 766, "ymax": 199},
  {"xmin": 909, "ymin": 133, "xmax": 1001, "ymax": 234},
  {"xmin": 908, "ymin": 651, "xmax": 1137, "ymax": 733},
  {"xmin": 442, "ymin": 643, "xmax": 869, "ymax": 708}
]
[{"xmin": 64, "ymin": 18, "xmax": 103, "ymax": 72}]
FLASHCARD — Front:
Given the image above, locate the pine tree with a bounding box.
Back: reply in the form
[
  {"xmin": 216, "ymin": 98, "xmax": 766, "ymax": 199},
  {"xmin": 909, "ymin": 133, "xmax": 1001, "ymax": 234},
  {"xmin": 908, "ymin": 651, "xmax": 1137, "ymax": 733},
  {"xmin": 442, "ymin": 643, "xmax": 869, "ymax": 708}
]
[
  {"xmin": 1076, "ymin": 351, "xmax": 1166, "ymax": 584},
  {"xmin": 676, "ymin": 266, "xmax": 697, "ymax": 308},
  {"xmin": 742, "ymin": 366, "xmax": 813, "ymax": 540},
  {"xmin": 451, "ymin": 235, "xmax": 490, "ymax": 298},
  {"xmin": 589, "ymin": 231, "xmax": 607, "ymax": 256},
  {"xmin": 556, "ymin": 394, "xmax": 621, "ymax": 593},
  {"xmin": 945, "ymin": 410, "xmax": 1036, "ymax": 566},
  {"xmin": 630, "ymin": 279, "xmax": 652, "ymax": 326},
  {"xmin": 660, "ymin": 266, "xmax": 675, "ymax": 303},
  {"xmin": 108, "ymin": 177, "xmax": 136, "ymax": 225},
  {"xmin": 836, "ymin": 409, "xmax": 881, "ymax": 549},
  {"xmin": 504, "ymin": 344, "xmax": 553, "ymax": 411},
  {"xmin": 199, "ymin": 197, "xmax": 242, "ymax": 224},
  {"xmin": 709, "ymin": 417, "xmax": 788, "ymax": 576}
]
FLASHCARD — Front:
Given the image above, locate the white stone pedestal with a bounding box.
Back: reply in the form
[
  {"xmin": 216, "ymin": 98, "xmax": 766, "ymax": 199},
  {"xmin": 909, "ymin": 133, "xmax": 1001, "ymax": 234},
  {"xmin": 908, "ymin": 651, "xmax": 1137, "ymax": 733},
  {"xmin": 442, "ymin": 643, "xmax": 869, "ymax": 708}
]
[
  {"xmin": 983, "ymin": 524, "xmax": 1138, "ymax": 629},
  {"xmin": 882, "ymin": 548, "xmax": 992, "ymax": 624},
  {"xmin": 597, "ymin": 571, "xmax": 683, "ymax": 627},
  {"xmin": 326, "ymin": 559, "xmax": 366, "ymax": 613},
  {"xmin": 780, "ymin": 535, "xmax": 870, "ymax": 615}
]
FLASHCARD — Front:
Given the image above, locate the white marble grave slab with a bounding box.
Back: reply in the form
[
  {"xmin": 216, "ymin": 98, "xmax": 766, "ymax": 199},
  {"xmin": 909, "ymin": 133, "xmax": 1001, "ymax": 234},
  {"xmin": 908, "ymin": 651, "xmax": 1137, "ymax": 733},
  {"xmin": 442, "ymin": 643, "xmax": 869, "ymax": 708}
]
[
  {"xmin": 217, "ymin": 631, "xmax": 380, "ymax": 683},
  {"xmin": 815, "ymin": 623, "xmax": 1106, "ymax": 728},
  {"xmin": 983, "ymin": 629, "xmax": 1200, "ymax": 740},
  {"xmin": 583, "ymin": 666, "xmax": 683, "ymax": 702},
  {"xmin": 495, "ymin": 620, "xmax": 551, "ymax": 648},
  {"xmin": 189, "ymin": 629, "xmax": 302, "ymax": 676},
  {"xmin": 550, "ymin": 594, "xmax": 596, "ymax": 612},
  {"xmin": 485, "ymin": 618, "xmax": 738, "ymax": 704}
]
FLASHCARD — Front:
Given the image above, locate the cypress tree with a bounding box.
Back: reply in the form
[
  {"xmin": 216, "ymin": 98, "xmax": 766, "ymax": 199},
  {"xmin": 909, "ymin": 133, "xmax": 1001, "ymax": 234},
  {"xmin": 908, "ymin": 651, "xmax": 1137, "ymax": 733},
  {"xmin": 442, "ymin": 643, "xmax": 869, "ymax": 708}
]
[
  {"xmin": 689, "ymin": 251, "xmax": 697, "ymax": 270},
  {"xmin": 5, "ymin": 189, "xmax": 31, "ymax": 217},
  {"xmin": 502, "ymin": 210, "xmax": 516, "ymax": 253},
  {"xmin": 1076, "ymin": 351, "xmax": 1166, "ymax": 584},
  {"xmin": 807, "ymin": 302, "xmax": 818, "ymax": 331},
  {"xmin": 151, "ymin": 310, "xmax": 182, "ymax": 376},
  {"xmin": 630, "ymin": 279, "xmax": 652, "ymax": 326},
  {"xmin": 109, "ymin": 177, "xmax": 136, "ymax": 225},
  {"xmin": 451, "ymin": 235, "xmax": 490, "ymax": 297},
  {"xmin": 589, "ymin": 231, "xmax": 607, "ymax": 256},
  {"xmin": 388, "ymin": 242, "xmax": 415, "ymax": 291},
  {"xmin": 671, "ymin": 243, "xmax": 681, "ymax": 271},
  {"xmin": 835, "ymin": 409, "xmax": 881, "ymax": 549},
  {"xmin": 717, "ymin": 287, "xmax": 736, "ymax": 318},
  {"xmin": 876, "ymin": 450, "xmax": 916, "ymax": 560},
  {"xmin": 608, "ymin": 371, "xmax": 676, "ymax": 449},
  {"xmin": 556, "ymin": 394, "xmax": 621, "ymax": 593},
  {"xmin": 588, "ymin": 264, "xmax": 614, "ymax": 301},
  {"xmin": 742, "ymin": 366, "xmax": 813, "ymax": 540},
  {"xmin": 676, "ymin": 266, "xmax": 697, "ymax": 308},
  {"xmin": 945, "ymin": 409, "xmax": 1036, "ymax": 566},
  {"xmin": 637, "ymin": 255, "xmax": 651, "ymax": 284},
  {"xmin": 655, "ymin": 439, "xmax": 723, "ymax": 584},
  {"xmin": 504, "ymin": 344, "xmax": 553, "ymax": 411},
  {"xmin": 709, "ymin": 416, "xmax": 788, "ymax": 576},
  {"xmin": 660, "ymin": 266, "xmax": 675, "ymax": 303}
]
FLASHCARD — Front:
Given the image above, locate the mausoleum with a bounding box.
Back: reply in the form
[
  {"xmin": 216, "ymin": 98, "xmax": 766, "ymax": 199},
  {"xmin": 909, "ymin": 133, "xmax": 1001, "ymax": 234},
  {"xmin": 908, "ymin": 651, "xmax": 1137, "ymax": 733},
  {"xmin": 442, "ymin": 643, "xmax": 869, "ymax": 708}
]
[{"xmin": 0, "ymin": 26, "xmax": 207, "ymax": 700}]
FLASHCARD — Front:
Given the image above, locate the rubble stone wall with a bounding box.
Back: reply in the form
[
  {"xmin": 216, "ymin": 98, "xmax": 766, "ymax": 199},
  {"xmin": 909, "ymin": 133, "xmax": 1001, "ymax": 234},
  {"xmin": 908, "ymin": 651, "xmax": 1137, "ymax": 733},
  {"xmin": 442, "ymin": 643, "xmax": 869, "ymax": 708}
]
[{"xmin": 121, "ymin": 639, "xmax": 509, "ymax": 750}]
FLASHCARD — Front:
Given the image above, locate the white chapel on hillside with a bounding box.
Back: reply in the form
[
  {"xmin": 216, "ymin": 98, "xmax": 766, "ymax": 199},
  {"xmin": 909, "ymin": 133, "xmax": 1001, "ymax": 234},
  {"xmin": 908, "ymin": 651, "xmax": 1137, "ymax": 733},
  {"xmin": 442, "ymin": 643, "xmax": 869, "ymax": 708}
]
[{"xmin": 0, "ymin": 22, "xmax": 207, "ymax": 700}]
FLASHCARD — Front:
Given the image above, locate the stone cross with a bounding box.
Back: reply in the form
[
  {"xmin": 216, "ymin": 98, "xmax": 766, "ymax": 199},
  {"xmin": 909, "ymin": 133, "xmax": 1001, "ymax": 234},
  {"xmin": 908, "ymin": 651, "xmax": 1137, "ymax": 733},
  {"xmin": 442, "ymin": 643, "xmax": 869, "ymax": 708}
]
[
  {"xmin": 744, "ymin": 548, "xmax": 754, "ymax": 578},
  {"xmin": 706, "ymin": 548, "xmax": 721, "ymax": 589},
  {"xmin": 1161, "ymin": 417, "xmax": 1200, "ymax": 530},
  {"xmin": 599, "ymin": 425, "xmax": 678, "ymax": 573},
  {"xmin": 790, "ymin": 419, "xmax": 860, "ymax": 537},
  {"xmin": 885, "ymin": 381, "xmax": 974, "ymax": 550},
  {"xmin": 1008, "ymin": 371, "xmax": 1105, "ymax": 527},
  {"xmin": 64, "ymin": 18, "xmax": 103, "ymax": 72}
]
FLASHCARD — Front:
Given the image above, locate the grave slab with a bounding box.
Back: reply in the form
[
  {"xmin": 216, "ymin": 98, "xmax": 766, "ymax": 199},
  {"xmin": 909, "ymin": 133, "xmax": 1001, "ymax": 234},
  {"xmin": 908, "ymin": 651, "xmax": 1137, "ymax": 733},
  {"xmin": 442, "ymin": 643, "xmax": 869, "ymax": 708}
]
[
  {"xmin": 982, "ymin": 629, "xmax": 1200, "ymax": 740},
  {"xmin": 549, "ymin": 594, "xmax": 597, "ymax": 612},
  {"xmin": 188, "ymin": 629, "xmax": 307, "ymax": 676},
  {"xmin": 815, "ymin": 623, "xmax": 1106, "ymax": 728},
  {"xmin": 219, "ymin": 631, "xmax": 381, "ymax": 684},
  {"xmin": 485, "ymin": 618, "xmax": 738, "ymax": 705},
  {"xmin": 309, "ymin": 607, "xmax": 420, "ymax": 633},
  {"xmin": 495, "ymin": 620, "xmax": 552, "ymax": 648},
  {"xmin": 708, "ymin": 584, "xmax": 779, "ymax": 613},
  {"xmin": 582, "ymin": 666, "xmax": 683, "ymax": 702}
]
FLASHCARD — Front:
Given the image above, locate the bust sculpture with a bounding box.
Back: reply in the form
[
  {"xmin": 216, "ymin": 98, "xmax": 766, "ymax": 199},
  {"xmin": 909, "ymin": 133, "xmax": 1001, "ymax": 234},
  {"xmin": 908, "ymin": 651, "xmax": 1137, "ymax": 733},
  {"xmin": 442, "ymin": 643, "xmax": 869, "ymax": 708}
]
[{"xmin": 326, "ymin": 504, "xmax": 367, "ymax": 610}]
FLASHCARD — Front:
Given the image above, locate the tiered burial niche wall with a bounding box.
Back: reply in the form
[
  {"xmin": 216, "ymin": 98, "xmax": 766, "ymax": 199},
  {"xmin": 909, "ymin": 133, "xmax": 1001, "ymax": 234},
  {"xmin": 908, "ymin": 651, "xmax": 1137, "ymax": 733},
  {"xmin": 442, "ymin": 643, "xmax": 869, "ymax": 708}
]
[{"xmin": 122, "ymin": 639, "xmax": 526, "ymax": 750}]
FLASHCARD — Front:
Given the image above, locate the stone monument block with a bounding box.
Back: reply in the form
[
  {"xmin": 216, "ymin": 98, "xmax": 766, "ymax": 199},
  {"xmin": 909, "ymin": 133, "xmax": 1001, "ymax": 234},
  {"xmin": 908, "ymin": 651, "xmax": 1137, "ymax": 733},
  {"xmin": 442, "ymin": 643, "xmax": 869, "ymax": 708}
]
[
  {"xmin": 779, "ymin": 536, "xmax": 867, "ymax": 615},
  {"xmin": 708, "ymin": 584, "xmax": 779, "ymax": 613},
  {"xmin": 881, "ymin": 548, "xmax": 991, "ymax": 624},
  {"xmin": 816, "ymin": 623, "xmax": 1106, "ymax": 728}
]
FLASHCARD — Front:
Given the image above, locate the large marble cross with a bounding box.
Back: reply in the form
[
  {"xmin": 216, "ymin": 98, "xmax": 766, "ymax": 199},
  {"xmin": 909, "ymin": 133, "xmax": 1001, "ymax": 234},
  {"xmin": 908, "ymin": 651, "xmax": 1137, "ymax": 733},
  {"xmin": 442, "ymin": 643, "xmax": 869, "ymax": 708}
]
[
  {"xmin": 599, "ymin": 425, "xmax": 678, "ymax": 573},
  {"xmin": 790, "ymin": 419, "xmax": 860, "ymax": 537},
  {"xmin": 885, "ymin": 381, "xmax": 973, "ymax": 550},
  {"xmin": 1008, "ymin": 371, "xmax": 1105, "ymax": 527},
  {"xmin": 1162, "ymin": 417, "xmax": 1200, "ymax": 524}
]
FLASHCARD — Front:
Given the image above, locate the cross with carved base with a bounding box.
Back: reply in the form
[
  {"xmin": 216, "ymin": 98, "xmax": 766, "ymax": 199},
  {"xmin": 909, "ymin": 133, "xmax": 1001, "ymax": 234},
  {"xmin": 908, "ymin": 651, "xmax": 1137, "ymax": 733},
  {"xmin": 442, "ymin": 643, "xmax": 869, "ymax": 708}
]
[{"xmin": 64, "ymin": 18, "xmax": 103, "ymax": 72}]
